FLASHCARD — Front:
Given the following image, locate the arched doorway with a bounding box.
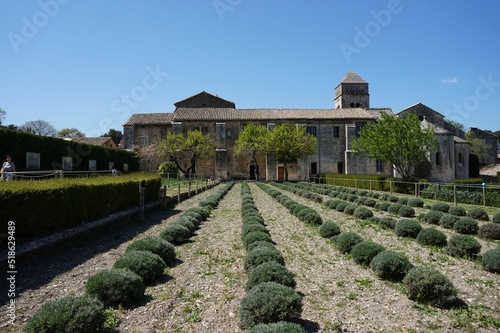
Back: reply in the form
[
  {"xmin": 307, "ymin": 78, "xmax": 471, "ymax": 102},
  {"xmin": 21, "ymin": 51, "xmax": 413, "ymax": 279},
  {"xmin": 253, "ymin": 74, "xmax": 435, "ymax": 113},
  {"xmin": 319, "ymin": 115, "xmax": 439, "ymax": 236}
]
[{"xmin": 249, "ymin": 164, "xmax": 259, "ymax": 180}]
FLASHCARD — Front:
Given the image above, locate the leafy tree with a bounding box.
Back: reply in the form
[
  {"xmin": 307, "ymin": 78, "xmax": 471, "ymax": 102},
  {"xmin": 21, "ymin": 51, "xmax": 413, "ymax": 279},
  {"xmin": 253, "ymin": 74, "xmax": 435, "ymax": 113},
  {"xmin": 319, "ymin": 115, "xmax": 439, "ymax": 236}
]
[
  {"xmin": 234, "ymin": 123, "xmax": 269, "ymax": 180},
  {"xmin": 0, "ymin": 108, "xmax": 6, "ymax": 126},
  {"xmin": 465, "ymin": 131, "xmax": 492, "ymax": 163},
  {"xmin": 20, "ymin": 119, "xmax": 58, "ymax": 137},
  {"xmin": 352, "ymin": 113, "xmax": 438, "ymax": 180},
  {"xmin": 266, "ymin": 124, "xmax": 317, "ymax": 181},
  {"xmin": 445, "ymin": 119, "xmax": 465, "ymax": 132},
  {"xmin": 102, "ymin": 129, "xmax": 123, "ymax": 146},
  {"xmin": 59, "ymin": 127, "xmax": 86, "ymax": 138},
  {"xmin": 158, "ymin": 130, "xmax": 215, "ymax": 176}
]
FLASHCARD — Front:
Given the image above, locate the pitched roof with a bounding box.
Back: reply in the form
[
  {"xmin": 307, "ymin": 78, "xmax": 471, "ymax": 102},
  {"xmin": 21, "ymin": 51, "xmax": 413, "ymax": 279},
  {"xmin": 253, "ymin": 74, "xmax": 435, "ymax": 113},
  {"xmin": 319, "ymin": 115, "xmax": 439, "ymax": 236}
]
[
  {"xmin": 339, "ymin": 71, "xmax": 367, "ymax": 84},
  {"xmin": 172, "ymin": 107, "xmax": 382, "ymax": 121},
  {"xmin": 397, "ymin": 102, "xmax": 445, "ymax": 117},
  {"xmin": 71, "ymin": 137, "xmax": 117, "ymax": 147},
  {"xmin": 123, "ymin": 113, "xmax": 174, "ymax": 126},
  {"xmin": 174, "ymin": 91, "xmax": 236, "ymax": 108}
]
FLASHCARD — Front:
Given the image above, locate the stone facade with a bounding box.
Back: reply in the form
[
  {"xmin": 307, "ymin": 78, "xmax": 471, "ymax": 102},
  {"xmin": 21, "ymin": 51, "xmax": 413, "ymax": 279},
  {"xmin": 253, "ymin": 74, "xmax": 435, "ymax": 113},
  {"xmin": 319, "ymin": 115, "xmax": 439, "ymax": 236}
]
[
  {"xmin": 468, "ymin": 127, "xmax": 499, "ymax": 165},
  {"xmin": 123, "ymin": 72, "xmax": 474, "ymax": 181},
  {"xmin": 334, "ymin": 71, "xmax": 370, "ymax": 109},
  {"xmin": 397, "ymin": 107, "xmax": 470, "ymax": 181}
]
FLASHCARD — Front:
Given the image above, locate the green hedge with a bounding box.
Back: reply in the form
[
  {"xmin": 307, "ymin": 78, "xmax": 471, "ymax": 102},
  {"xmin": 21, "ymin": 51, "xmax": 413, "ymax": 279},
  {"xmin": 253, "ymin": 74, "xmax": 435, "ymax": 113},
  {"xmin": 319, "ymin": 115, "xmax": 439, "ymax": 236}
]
[
  {"xmin": 0, "ymin": 174, "xmax": 161, "ymax": 237},
  {"xmin": 0, "ymin": 128, "xmax": 138, "ymax": 172}
]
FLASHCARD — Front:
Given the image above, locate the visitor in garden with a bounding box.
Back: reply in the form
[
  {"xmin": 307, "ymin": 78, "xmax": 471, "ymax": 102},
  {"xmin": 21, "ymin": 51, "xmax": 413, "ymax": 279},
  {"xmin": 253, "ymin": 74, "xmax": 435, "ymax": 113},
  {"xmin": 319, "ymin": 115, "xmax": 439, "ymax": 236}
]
[{"xmin": 0, "ymin": 155, "xmax": 16, "ymax": 181}]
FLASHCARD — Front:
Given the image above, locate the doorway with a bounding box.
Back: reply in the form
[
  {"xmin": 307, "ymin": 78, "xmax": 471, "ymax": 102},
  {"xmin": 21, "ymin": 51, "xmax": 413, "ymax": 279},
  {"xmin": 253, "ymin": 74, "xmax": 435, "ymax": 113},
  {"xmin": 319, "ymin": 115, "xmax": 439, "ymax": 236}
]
[
  {"xmin": 249, "ymin": 164, "xmax": 258, "ymax": 180},
  {"xmin": 278, "ymin": 166, "xmax": 285, "ymax": 181}
]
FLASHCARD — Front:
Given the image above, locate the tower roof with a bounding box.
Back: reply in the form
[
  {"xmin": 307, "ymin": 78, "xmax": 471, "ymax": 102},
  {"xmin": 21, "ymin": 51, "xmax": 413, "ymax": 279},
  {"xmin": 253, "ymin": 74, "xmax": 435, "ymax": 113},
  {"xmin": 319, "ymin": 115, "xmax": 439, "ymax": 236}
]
[{"xmin": 340, "ymin": 71, "xmax": 367, "ymax": 84}]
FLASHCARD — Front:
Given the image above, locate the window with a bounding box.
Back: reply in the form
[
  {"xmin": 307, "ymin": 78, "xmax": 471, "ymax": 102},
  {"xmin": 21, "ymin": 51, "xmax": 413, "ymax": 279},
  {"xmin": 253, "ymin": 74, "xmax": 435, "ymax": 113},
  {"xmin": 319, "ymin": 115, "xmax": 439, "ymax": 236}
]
[
  {"xmin": 333, "ymin": 126, "xmax": 340, "ymax": 138},
  {"xmin": 194, "ymin": 126, "xmax": 208, "ymax": 134},
  {"xmin": 306, "ymin": 126, "xmax": 317, "ymax": 137},
  {"xmin": 355, "ymin": 122, "xmax": 366, "ymax": 138},
  {"xmin": 376, "ymin": 160, "xmax": 384, "ymax": 172},
  {"xmin": 227, "ymin": 130, "xmax": 232, "ymax": 139},
  {"xmin": 458, "ymin": 152, "xmax": 463, "ymax": 165},
  {"xmin": 436, "ymin": 152, "xmax": 442, "ymax": 166}
]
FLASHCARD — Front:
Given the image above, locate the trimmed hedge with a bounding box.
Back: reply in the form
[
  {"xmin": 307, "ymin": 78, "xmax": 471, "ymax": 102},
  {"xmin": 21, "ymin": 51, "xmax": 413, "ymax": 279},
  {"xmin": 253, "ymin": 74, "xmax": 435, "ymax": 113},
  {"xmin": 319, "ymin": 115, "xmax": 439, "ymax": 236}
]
[
  {"xmin": 332, "ymin": 232, "xmax": 363, "ymax": 254},
  {"xmin": 0, "ymin": 174, "xmax": 159, "ymax": 237},
  {"xmin": 350, "ymin": 241, "xmax": 385, "ymax": 267},
  {"xmin": 446, "ymin": 234, "xmax": 481, "ymax": 258},
  {"xmin": 353, "ymin": 206, "xmax": 374, "ymax": 220},
  {"xmin": 244, "ymin": 246, "xmax": 285, "ymax": 271},
  {"xmin": 439, "ymin": 214, "xmax": 459, "ymax": 229},
  {"xmin": 482, "ymin": 248, "xmax": 500, "ymax": 273},
  {"xmin": 24, "ymin": 295, "xmax": 105, "ymax": 333},
  {"xmin": 370, "ymin": 250, "xmax": 413, "ymax": 282},
  {"xmin": 395, "ymin": 219, "xmax": 422, "ymax": 238},
  {"xmin": 246, "ymin": 261, "xmax": 296, "ymax": 291},
  {"xmin": 453, "ymin": 217, "xmax": 479, "ymax": 235},
  {"xmin": 160, "ymin": 224, "xmax": 191, "ymax": 245},
  {"xmin": 467, "ymin": 207, "xmax": 489, "ymax": 221},
  {"xmin": 125, "ymin": 237, "xmax": 176, "ymax": 266},
  {"xmin": 239, "ymin": 282, "xmax": 302, "ymax": 329},
  {"xmin": 416, "ymin": 228, "xmax": 447, "ymax": 247},
  {"xmin": 319, "ymin": 220, "xmax": 341, "ymax": 238},
  {"xmin": 113, "ymin": 250, "xmax": 166, "ymax": 283},
  {"xmin": 403, "ymin": 266, "xmax": 457, "ymax": 307},
  {"xmin": 85, "ymin": 268, "xmax": 146, "ymax": 306},
  {"xmin": 448, "ymin": 206, "xmax": 466, "ymax": 217},
  {"xmin": 432, "ymin": 202, "xmax": 450, "ymax": 213},
  {"xmin": 478, "ymin": 223, "xmax": 500, "ymax": 240}
]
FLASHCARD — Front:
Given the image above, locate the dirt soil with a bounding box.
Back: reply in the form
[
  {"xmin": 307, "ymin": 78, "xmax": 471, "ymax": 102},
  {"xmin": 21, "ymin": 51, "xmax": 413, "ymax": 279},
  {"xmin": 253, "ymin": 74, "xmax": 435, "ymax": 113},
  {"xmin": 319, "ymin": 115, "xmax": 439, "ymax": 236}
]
[{"xmin": 1, "ymin": 182, "xmax": 499, "ymax": 333}]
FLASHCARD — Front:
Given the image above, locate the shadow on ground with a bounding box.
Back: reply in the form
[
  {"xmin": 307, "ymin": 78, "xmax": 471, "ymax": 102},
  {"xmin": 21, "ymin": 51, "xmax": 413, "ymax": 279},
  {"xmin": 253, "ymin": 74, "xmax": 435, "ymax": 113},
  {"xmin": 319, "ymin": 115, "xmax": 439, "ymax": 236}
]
[{"xmin": 0, "ymin": 208, "xmax": 181, "ymax": 306}]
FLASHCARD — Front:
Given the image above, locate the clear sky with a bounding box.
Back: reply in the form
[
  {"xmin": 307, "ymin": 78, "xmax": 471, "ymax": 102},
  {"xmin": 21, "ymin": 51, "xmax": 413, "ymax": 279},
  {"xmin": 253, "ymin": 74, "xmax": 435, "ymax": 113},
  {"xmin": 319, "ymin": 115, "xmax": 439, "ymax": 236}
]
[{"xmin": 1, "ymin": 0, "xmax": 500, "ymax": 136}]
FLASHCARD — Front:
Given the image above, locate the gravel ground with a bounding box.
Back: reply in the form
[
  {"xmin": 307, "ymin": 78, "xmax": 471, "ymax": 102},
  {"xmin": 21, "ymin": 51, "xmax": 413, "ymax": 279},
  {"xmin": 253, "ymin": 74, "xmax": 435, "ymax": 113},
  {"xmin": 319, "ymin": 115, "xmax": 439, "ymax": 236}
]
[{"xmin": 1, "ymin": 182, "xmax": 499, "ymax": 333}]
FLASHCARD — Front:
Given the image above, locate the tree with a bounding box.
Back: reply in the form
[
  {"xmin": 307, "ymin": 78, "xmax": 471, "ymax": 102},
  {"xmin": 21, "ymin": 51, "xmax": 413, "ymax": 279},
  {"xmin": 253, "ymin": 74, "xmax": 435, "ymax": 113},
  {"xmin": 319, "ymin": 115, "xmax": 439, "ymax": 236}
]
[
  {"xmin": 352, "ymin": 113, "xmax": 438, "ymax": 180},
  {"xmin": 102, "ymin": 129, "xmax": 123, "ymax": 146},
  {"xmin": 0, "ymin": 108, "xmax": 6, "ymax": 126},
  {"xmin": 445, "ymin": 119, "xmax": 465, "ymax": 132},
  {"xmin": 59, "ymin": 128, "xmax": 86, "ymax": 138},
  {"xmin": 20, "ymin": 119, "xmax": 57, "ymax": 137},
  {"xmin": 158, "ymin": 130, "xmax": 215, "ymax": 176},
  {"xmin": 266, "ymin": 124, "xmax": 317, "ymax": 181},
  {"xmin": 234, "ymin": 123, "xmax": 269, "ymax": 180},
  {"xmin": 465, "ymin": 131, "xmax": 492, "ymax": 163}
]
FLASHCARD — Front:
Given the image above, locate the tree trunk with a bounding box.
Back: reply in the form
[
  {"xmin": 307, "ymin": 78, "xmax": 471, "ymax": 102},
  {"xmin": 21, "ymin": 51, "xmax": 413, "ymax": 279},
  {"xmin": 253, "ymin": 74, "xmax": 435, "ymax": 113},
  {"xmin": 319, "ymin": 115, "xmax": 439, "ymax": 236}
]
[{"xmin": 252, "ymin": 156, "xmax": 259, "ymax": 181}]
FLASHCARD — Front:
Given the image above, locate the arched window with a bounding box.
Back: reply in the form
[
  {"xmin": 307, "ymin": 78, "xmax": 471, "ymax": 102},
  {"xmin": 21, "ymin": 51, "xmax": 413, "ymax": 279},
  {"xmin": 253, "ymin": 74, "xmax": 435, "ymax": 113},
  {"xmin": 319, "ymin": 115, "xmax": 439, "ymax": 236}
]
[{"xmin": 356, "ymin": 103, "xmax": 360, "ymax": 107}]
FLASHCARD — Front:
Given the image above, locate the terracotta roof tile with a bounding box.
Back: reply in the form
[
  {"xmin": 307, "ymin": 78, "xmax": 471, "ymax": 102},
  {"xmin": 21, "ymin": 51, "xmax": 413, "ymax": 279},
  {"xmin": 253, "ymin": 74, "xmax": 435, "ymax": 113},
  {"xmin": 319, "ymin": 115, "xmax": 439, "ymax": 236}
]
[
  {"xmin": 172, "ymin": 107, "xmax": 380, "ymax": 121},
  {"xmin": 123, "ymin": 113, "xmax": 174, "ymax": 126}
]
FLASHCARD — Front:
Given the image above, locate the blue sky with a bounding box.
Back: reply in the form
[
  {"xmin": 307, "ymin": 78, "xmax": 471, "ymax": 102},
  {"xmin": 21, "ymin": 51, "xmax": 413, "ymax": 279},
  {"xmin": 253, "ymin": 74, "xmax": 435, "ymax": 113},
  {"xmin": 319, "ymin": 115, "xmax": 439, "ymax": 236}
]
[{"xmin": 1, "ymin": 0, "xmax": 500, "ymax": 136}]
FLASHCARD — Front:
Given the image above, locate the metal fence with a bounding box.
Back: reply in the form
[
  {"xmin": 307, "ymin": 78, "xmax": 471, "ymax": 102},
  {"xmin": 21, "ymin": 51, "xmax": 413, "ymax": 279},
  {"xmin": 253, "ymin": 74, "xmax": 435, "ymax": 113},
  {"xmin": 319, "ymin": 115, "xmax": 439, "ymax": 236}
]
[{"xmin": 309, "ymin": 176, "xmax": 500, "ymax": 207}]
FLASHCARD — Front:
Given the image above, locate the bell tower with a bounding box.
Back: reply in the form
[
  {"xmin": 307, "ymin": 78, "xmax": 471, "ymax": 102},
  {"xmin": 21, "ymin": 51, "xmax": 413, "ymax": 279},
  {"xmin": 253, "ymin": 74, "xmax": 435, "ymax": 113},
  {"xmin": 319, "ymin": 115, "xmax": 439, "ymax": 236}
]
[{"xmin": 334, "ymin": 71, "xmax": 370, "ymax": 109}]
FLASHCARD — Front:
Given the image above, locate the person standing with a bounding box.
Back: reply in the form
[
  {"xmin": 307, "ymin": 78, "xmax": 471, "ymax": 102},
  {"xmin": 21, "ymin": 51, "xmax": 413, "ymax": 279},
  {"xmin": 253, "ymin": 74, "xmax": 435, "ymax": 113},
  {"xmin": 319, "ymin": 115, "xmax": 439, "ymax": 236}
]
[{"xmin": 1, "ymin": 155, "xmax": 16, "ymax": 181}]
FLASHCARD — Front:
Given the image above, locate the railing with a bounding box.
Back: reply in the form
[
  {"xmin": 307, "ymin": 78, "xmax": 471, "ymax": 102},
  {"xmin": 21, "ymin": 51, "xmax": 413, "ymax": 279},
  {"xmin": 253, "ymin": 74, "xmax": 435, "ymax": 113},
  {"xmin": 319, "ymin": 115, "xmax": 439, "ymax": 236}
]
[
  {"xmin": 1, "ymin": 170, "xmax": 117, "ymax": 180},
  {"xmin": 308, "ymin": 175, "xmax": 500, "ymax": 207}
]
